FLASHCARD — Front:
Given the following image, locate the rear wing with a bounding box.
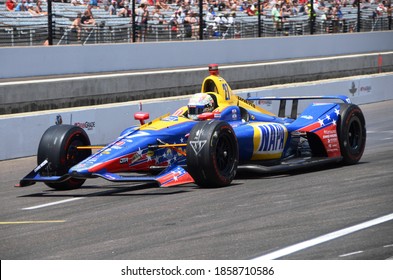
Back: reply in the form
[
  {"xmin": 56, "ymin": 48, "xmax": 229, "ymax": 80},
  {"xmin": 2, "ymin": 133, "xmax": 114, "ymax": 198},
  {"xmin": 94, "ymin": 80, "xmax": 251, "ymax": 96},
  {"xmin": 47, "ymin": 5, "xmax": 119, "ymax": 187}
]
[{"xmin": 247, "ymin": 95, "xmax": 351, "ymax": 119}]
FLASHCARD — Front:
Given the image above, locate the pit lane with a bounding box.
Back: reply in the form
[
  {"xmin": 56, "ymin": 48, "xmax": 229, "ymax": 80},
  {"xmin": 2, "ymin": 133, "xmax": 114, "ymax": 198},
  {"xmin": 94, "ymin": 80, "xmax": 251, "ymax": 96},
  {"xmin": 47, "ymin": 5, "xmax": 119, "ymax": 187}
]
[{"xmin": 0, "ymin": 100, "xmax": 392, "ymax": 260}]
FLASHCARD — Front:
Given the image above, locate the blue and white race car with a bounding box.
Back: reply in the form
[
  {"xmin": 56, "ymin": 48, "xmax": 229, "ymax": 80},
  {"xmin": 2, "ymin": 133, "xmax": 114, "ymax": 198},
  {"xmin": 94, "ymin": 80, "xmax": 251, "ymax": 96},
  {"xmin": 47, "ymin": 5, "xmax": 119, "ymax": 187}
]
[{"xmin": 17, "ymin": 64, "xmax": 366, "ymax": 189}]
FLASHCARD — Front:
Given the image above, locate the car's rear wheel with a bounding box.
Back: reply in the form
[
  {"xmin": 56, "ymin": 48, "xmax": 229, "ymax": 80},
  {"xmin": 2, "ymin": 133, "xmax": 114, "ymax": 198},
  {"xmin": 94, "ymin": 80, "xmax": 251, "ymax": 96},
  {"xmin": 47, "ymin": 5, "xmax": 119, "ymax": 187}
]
[
  {"xmin": 37, "ymin": 125, "xmax": 92, "ymax": 190},
  {"xmin": 186, "ymin": 120, "xmax": 239, "ymax": 187},
  {"xmin": 337, "ymin": 104, "xmax": 366, "ymax": 165}
]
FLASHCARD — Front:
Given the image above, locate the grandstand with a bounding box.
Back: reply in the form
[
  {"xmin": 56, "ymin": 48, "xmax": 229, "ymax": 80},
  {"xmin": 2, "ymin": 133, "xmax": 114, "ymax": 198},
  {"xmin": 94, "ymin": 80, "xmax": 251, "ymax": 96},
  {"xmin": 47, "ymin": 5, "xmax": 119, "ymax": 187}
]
[{"xmin": 0, "ymin": 0, "xmax": 391, "ymax": 46}]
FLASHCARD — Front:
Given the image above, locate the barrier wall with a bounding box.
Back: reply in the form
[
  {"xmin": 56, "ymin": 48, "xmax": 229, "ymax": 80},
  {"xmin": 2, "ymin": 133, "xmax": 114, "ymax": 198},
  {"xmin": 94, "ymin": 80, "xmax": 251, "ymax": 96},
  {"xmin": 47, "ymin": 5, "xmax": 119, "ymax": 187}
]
[
  {"xmin": 1, "ymin": 72, "xmax": 392, "ymax": 161},
  {"xmin": 1, "ymin": 51, "xmax": 393, "ymax": 114},
  {"xmin": 1, "ymin": 31, "xmax": 393, "ymax": 79}
]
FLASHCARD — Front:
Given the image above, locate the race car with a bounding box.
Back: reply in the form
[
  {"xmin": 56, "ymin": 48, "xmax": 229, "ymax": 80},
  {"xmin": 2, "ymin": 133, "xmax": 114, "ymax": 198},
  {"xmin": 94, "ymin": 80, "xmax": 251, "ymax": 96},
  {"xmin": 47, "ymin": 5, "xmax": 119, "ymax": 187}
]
[{"xmin": 17, "ymin": 64, "xmax": 366, "ymax": 190}]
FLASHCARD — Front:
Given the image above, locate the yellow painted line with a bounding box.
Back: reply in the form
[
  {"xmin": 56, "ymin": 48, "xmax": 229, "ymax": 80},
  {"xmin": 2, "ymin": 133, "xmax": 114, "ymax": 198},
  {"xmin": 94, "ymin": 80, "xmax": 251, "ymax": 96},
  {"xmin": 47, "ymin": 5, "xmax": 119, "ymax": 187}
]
[{"xmin": 0, "ymin": 220, "xmax": 65, "ymax": 225}]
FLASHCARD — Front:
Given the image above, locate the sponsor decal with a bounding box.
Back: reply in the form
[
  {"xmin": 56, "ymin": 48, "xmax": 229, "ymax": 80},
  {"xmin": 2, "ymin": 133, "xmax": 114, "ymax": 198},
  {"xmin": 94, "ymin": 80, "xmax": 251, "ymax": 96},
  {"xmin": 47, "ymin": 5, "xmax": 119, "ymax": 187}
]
[
  {"xmin": 34, "ymin": 159, "xmax": 48, "ymax": 173},
  {"xmin": 349, "ymin": 81, "xmax": 357, "ymax": 96},
  {"xmin": 130, "ymin": 148, "xmax": 144, "ymax": 164},
  {"xmin": 359, "ymin": 85, "xmax": 372, "ymax": 94},
  {"xmin": 301, "ymin": 115, "xmax": 313, "ymax": 120},
  {"xmin": 172, "ymin": 109, "xmax": 184, "ymax": 116},
  {"xmin": 257, "ymin": 124, "xmax": 285, "ymax": 152},
  {"xmin": 126, "ymin": 131, "xmax": 150, "ymax": 139},
  {"xmin": 319, "ymin": 127, "xmax": 340, "ymax": 155},
  {"xmin": 74, "ymin": 121, "xmax": 96, "ymax": 131},
  {"xmin": 349, "ymin": 80, "xmax": 372, "ymax": 97},
  {"xmin": 258, "ymin": 100, "xmax": 272, "ymax": 106},
  {"xmin": 120, "ymin": 158, "xmax": 128, "ymax": 164},
  {"xmin": 103, "ymin": 174, "xmax": 116, "ymax": 180},
  {"xmin": 189, "ymin": 140, "xmax": 207, "ymax": 155},
  {"xmin": 222, "ymin": 83, "xmax": 230, "ymax": 100},
  {"xmin": 162, "ymin": 116, "xmax": 179, "ymax": 122},
  {"xmin": 55, "ymin": 114, "xmax": 63, "ymax": 125},
  {"xmin": 238, "ymin": 96, "xmax": 256, "ymax": 108}
]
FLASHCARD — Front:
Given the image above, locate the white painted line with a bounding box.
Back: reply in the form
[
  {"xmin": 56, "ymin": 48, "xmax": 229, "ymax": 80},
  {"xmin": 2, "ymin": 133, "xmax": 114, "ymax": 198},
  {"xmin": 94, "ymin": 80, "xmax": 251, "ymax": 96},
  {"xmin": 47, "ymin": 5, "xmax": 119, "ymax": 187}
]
[
  {"xmin": 339, "ymin": 251, "xmax": 364, "ymax": 257},
  {"xmin": 22, "ymin": 197, "xmax": 85, "ymax": 210},
  {"xmin": 383, "ymin": 244, "xmax": 393, "ymax": 248},
  {"xmin": 253, "ymin": 213, "xmax": 393, "ymax": 260}
]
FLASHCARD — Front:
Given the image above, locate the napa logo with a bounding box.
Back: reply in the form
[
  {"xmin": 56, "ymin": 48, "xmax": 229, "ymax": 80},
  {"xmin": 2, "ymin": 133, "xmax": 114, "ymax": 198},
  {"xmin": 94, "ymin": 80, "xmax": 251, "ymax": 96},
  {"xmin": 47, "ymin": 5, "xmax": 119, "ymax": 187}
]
[{"xmin": 256, "ymin": 124, "xmax": 286, "ymax": 153}]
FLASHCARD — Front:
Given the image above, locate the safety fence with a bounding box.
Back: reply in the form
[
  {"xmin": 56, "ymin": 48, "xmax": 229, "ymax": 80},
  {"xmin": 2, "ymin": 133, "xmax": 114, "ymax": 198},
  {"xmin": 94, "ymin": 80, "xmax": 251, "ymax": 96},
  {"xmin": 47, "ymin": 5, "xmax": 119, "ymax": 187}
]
[{"xmin": 0, "ymin": 2, "xmax": 392, "ymax": 46}]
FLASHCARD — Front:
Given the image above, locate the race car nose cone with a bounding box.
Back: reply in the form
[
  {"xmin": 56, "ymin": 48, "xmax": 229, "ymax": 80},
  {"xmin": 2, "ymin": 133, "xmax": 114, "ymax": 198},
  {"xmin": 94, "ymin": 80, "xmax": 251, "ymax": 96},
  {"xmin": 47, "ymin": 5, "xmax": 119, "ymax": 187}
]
[{"xmin": 68, "ymin": 166, "xmax": 92, "ymax": 178}]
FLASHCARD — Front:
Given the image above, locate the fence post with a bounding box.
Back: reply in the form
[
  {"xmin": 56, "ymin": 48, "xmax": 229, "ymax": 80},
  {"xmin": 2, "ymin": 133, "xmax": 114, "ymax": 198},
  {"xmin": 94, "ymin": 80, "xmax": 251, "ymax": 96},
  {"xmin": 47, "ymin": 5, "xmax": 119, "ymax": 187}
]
[
  {"xmin": 199, "ymin": 0, "xmax": 203, "ymax": 40},
  {"xmin": 389, "ymin": 0, "xmax": 392, "ymax": 30},
  {"xmin": 357, "ymin": 0, "xmax": 361, "ymax": 32},
  {"xmin": 309, "ymin": 0, "xmax": 315, "ymax": 35},
  {"xmin": 132, "ymin": 0, "xmax": 136, "ymax": 43},
  {"xmin": 258, "ymin": 0, "xmax": 261, "ymax": 37},
  {"xmin": 47, "ymin": 0, "xmax": 53, "ymax": 45}
]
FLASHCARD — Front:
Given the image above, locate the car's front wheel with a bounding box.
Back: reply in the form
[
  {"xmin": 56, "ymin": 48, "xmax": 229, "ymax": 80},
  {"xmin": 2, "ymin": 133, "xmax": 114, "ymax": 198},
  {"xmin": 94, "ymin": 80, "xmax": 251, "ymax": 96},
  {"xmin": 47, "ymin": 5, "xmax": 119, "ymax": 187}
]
[
  {"xmin": 186, "ymin": 120, "xmax": 239, "ymax": 187},
  {"xmin": 37, "ymin": 125, "xmax": 92, "ymax": 190}
]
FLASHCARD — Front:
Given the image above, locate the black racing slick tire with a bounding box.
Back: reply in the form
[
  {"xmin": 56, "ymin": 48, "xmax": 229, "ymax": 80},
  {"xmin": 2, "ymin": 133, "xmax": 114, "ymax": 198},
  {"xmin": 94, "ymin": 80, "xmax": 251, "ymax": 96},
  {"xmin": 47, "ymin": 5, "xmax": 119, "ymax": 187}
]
[
  {"xmin": 186, "ymin": 120, "xmax": 239, "ymax": 187},
  {"xmin": 337, "ymin": 104, "xmax": 366, "ymax": 165},
  {"xmin": 37, "ymin": 125, "xmax": 92, "ymax": 190}
]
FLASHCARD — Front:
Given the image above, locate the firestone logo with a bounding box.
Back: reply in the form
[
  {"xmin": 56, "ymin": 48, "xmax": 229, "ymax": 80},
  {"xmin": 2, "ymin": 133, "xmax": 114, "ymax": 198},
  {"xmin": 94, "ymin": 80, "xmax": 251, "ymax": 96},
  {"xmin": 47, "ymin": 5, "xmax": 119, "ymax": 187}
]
[
  {"xmin": 74, "ymin": 121, "xmax": 96, "ymax": 130},
  {"xmin": 360, "ymin": 86, "xmax": 372, "ymax": 93}
]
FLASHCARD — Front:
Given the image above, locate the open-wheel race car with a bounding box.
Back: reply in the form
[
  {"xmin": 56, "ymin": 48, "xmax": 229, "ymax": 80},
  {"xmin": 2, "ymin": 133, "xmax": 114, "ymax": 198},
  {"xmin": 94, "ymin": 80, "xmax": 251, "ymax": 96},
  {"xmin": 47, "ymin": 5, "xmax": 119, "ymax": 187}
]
[{"xmin": 17, "ymin": 64, "xmax": 366, "ymax": 190}]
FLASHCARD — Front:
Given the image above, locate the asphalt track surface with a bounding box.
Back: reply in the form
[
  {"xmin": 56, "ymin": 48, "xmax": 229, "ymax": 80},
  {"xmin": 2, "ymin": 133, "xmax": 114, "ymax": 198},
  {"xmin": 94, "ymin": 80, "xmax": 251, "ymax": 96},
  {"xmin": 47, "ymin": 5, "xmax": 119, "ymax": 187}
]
[{"xmin": 1, "ymin": 100, "xmax": 392, "ymax": 260}]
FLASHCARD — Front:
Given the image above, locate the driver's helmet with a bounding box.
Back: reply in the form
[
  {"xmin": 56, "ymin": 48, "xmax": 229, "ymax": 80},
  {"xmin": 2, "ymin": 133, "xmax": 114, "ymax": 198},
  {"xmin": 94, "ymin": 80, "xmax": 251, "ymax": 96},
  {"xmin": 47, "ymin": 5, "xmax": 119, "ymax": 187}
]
[{"xmin": 187, "ymin": 93, "xmax": 215, "ymax": 120}]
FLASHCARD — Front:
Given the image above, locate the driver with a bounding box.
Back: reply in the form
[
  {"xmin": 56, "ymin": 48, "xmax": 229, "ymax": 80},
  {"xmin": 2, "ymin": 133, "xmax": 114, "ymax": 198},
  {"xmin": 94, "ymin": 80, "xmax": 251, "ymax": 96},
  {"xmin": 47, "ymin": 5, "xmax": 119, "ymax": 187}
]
[{"xmin": 187, "ymin": 93, "xmax": 215, "ymax": 120}]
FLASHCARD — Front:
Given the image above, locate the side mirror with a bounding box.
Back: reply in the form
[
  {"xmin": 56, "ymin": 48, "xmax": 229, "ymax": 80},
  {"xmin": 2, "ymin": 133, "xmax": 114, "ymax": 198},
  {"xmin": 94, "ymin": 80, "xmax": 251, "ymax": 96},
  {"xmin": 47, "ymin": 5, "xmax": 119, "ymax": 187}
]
[
  {"xmin": 134, "ymin": 112, "xmax": 149, "ymax": 125},
  {"xmin": 197, "ymin": 112, "xmax": 215, "ymax": 120}
]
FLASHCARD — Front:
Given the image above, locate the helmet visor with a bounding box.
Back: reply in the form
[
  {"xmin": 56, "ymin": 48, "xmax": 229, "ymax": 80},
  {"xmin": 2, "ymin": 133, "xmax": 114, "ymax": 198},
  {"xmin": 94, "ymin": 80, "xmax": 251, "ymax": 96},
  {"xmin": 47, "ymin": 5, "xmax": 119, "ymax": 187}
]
[{"xmin": 188, "ymin": 105, "xmax": 206, "ymax": 116}]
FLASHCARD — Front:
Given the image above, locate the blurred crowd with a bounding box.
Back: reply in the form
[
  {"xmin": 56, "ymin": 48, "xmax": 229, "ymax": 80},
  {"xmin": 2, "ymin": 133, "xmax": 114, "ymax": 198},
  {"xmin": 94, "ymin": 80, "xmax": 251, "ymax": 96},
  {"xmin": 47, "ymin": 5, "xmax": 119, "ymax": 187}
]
[
  {"xmin": 4, "ymin": 0, "xmax": 392, "ymax": 19},
  {"xmin": 3, "ymin": 0, "xmax": 392, "ymax": 40}
]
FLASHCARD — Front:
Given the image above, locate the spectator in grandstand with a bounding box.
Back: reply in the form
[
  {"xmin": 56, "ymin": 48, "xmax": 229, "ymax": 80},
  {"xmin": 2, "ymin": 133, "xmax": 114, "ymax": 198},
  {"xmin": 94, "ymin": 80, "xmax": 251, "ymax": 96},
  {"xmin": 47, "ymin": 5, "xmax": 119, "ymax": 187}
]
[
  {"xmin": 135, "ymin": 3, "xmax": 149, "ymax": 42},
  {"xmin": 117, "ymin": 0, "xmax": 126, "ymax": 9},
  {"xmin": 230, "ymin": 1, "xmax": 238, "ymax": 11},
  {"xmin": 109, "ymin": 1, "xmax": 117, "ymax": 15},
  {"xmin": 271, "ymin": 3, "xmax": 280, "ymax": 21},
  {"xmin": 245, "ymin": 4, "xmax": 256, "ymax": 16},
  {"xmin": 30, "ymin": 1, "xmax": 47, "ymax": 16},
  {"xmin": 271, "ymin": 3, "xmax": 283, "ymax": 30},
  {"xmin": 89, "ymin": 0, "xmax": 99, "ymax": 8},
  {"xmin": 228, "ymin": 11, "xmax": 236, "ymax": 24},
  {"xmin": 70, "ymin": 12, "xmax": 82, "ymax": 40},
  {"xmin": 151, "ymin": 5, "xmax": 167, "ymax": 24},
  {"xmin": 117, "ymin": 2, "xmax": 131, "ymax": 17},
  {"xmin": 169, "ymin": 13, "xmax": 179, "ymax": 37},
  {"xmin": 71, "ymin": 0, "xmax": 84, "ymax": 6},
  {"xmin": 291, "ymin": 1, "xmax": 299, "ymax": 15},
  {"xmin": 214, "ymin": 13, "xmax": 227, "ymax": 26},
  {"xmin": 184, "ymin": 10, "xmax": 198, "ymax": 38},
  {"xmin": 5, "ymin": 0, "xmax": 16, "ymax": 11},
  {"xmin": 15, "ymin": 0, "xmax": 28, "ymax": 11},
  {"xmin": 156, "ymin": 0, "xmax": 170, "ymax": 10},
  {"xmin": 84, "ymin": 4, "xmax": 95, "ymax": 19},
  {"xmin": 217, "ymin": 0, "xmax": 226, "ymax": 11},
  {"xmin": 206, "ymin": 5, "xmax": 216, "ymax": 19},
  {"xmin": 376, "ymin": 2, "xmax": 388, "ymax": 14},
  {"xmin": 336, "ymin": 4, "xmax": 343, "ymax": 20},
  {"xmin": 81, "ymin": 9, "xmax": 96, "ymax": 25}
]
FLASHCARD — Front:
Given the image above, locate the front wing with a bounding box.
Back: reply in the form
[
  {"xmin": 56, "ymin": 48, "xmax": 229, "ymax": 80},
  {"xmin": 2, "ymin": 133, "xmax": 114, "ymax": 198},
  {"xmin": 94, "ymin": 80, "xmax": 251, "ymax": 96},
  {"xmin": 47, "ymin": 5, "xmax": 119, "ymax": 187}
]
[{"xmin": 16, "ymin": 160, "xmax": 194, "ymax": 188}]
